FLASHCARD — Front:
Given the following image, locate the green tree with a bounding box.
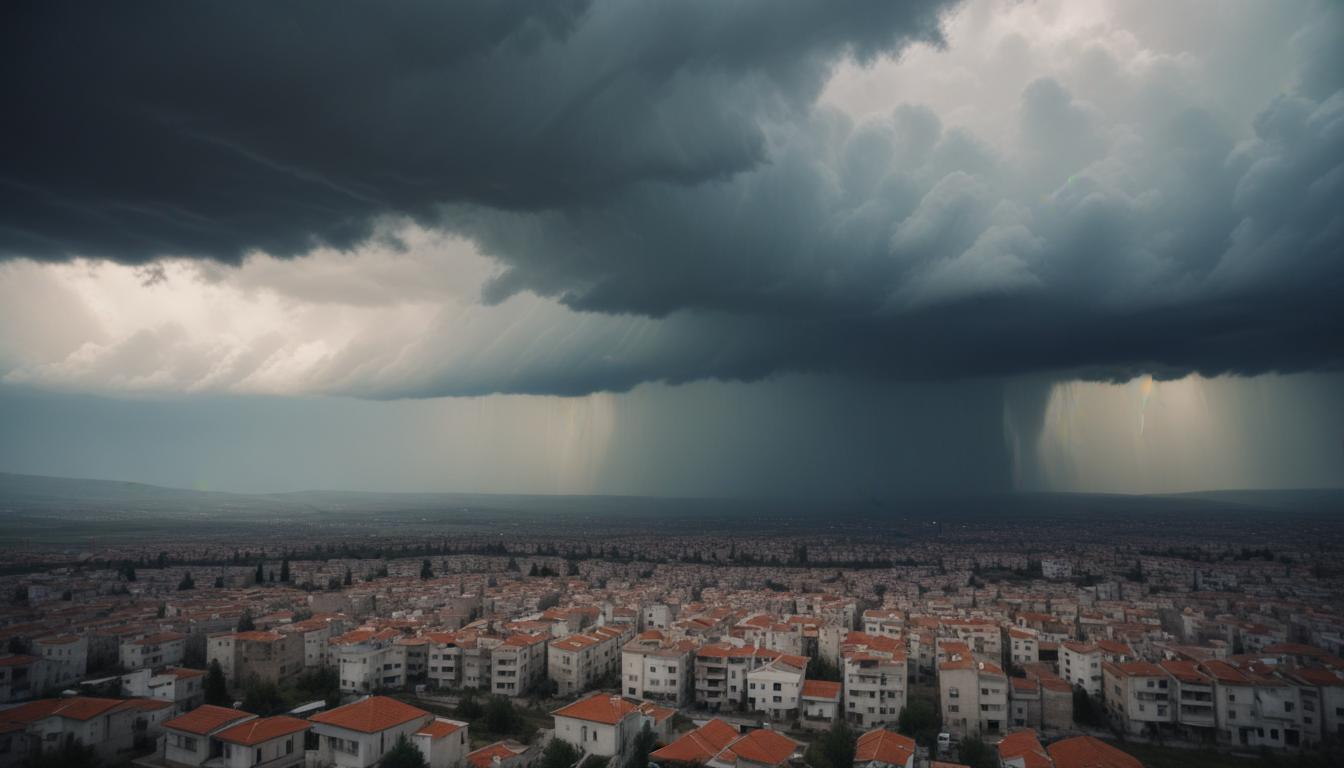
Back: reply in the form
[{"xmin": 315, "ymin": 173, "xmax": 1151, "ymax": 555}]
[
  {"xmin": 242, "ymin": 677, "xmax": 286, "ymax": 715},
  {"xmin": 237, "ymin": 609, "xmax": 255, "ymax": 632},
  {"xmin": 178, "ymin": 572, "xmax": 195, "ymax": 590},
  {"xmin": 254, "ymin": 562, "xmax": 265, "ymax": 584},
  {"xmin": 280, "ymin": 558, "xmax": 290, "ymax": 582},
  {"xmin": 957, "ymin": 735, "xmax": 996, "ymax": 768},
  {"xmin": 381, "ymin": 734, "xmax": 429, "ymax": 768},
  {"xmin": 213, "ymin": 575, "xmax": 225, "ymax": 588},
  {"xmin": 455, "ymin": 689, "xmax": 484, "ymax": 720},
  {"xmin": 807, "ymin": 654, "xmax": 843, "ymax": 683},
  {"xmin": 1072, "ymin": 686, "xmax": 1105, "ymax": 727},
  {"xmin": 483, "ymin": 695, "xmax": 520, "ymax": 734},
  {"xmin": 421, "ymin": 559, "xmax": 434, "ymax": 580},
  {"xmin": 31, "ymin": 739, "xmax": 98, "ymax": 768},
  {"xmin": 624, "ymin": 723, "xmax": 657, "ymax": 768},
  {"xmin": 897, "ymin": 698, "xmax": 939, "ymax": 746},
  {"xmin": 344, "ymin": 567, "xmax": 353, "ymax": 586},
  {"xmin": 205, "ymin": 659, "xmax": 230, "ymax": 705},
  {"xmin": 804, "ymin": 720, "xmax": 856, "ymax": 768},
  {"xmin": 539, "ymin": 737, "xmax": 581, "ymax": 768}
]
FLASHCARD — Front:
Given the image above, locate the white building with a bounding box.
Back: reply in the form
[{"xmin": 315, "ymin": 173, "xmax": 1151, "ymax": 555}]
[
  {"xmin": 746, "ymin": 657, "xmax": 805, "ymax": 721},
  {"xmin": 621, "ymin": 630, "xmax": 696, "ymax": 707},
  {"xmin": 842, "ymin": 632, "xmax": 908, "ymax": 729},
  {"xmin": 331, "ymin": 628, "xmax": 407, "ymax": 695},
  {"xmin": 120, "ymin": 632, "xmax": 187, "ymax": 672},
  {"xmin": 31, "ymin": 635, "xmax": 87, "ymax": 689},
  {"xmin": 309, "ymin": 695, "xmax": 436, "ymax": 768},
  {"xmin": 551, "ymin": 693, "xmax": 651, "ymax": 762},
  {"xmin": 163, "ymin": 704, "xmax": 258, "ymax": 767}
]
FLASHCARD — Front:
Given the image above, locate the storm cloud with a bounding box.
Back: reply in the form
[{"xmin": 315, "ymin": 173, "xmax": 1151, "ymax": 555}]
[{"xmin": 2, "ymin": 0, "xmax": 1342, "ymax": 402}]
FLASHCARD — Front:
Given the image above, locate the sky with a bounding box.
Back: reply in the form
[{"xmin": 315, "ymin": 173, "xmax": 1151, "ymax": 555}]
[{"xmin": 1, "ymin": 0, "xmax": 1342, "ymax": 496}]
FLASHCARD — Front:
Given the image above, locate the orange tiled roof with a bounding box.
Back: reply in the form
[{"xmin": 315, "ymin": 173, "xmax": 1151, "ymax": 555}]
[
  {"xmin": 996, "ymin": 730, "xmax": 1051, "ymax": 768},
  {"xmin": 651, "ymin": 719, "xmax": 739, "ymax": 764},
  {"xmin": 552, "ymin": 693, "xmax": 640, "ymax": 725},
  {"xmin": 417, "ymin": 718, "xmax": 466, "ymax": 738},
  {"xmin": 310, "ymin": 696, "xmax": 429, "ymax": 733},
  {"xmin": 216, "ymin": 715, "xmax": 310, "ymax": 746},
  {"xmin": 855, "ymin": 728, "xmax": 915, "ymax": 766},
  {"xmin": 721, "ymin": 727, "xmax": 799, "ymax": 767},
  {"xmin": 165, "ymin": 705, "xmax": 256, "ymax": 735},
  {"xmin": 467, "ymin": 741, "xmax": 528, "ymax": 768},
  {"xmin": 1047, "ymin": 735, "xmax": 1141, "ymax": 768},
  {"xmin": 801, "ymin": 680, "xmax": 842, "ymax": 699}
]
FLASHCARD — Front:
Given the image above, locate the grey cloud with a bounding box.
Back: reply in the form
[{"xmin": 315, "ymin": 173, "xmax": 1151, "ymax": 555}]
[{"xmin": 1, "ymin": 0, "xmax": 950, "ymax": 264}]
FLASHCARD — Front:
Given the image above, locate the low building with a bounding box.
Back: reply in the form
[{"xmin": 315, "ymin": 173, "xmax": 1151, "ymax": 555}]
[
  {"xmin": 1, "ymin": 697, "xmax": 142, "ymax": 762},
  {"xmin": 854, "ymin": 728, "xmax": 915, "ymax": 768},
  {"xmin": 995, "ymin": 729, "xmax": 1050, "ymax": 768},
  {"xmin": 800, "ymin": 679, "xmax": 842, "ymax": 730},
  {"xmin": 1046, "ymin": 735, "xmax": 1141, "ymax": 768},
  {"xmin": 467, "ymin": 740, "xmax": 532, "ymax": 768},
  {"xmin": 551, "ymin": 693, "xmax": 649, "ymax": 761},
  {"xmin": 162, "ymin": 704, "xmax": 258, "ymax": 767},
  {"xmin": 309, "ymin": 695, "xmax": 435, "ymax": 768},
  {"xmin": 121, "ymin": 667, "xmax": 206, "ymax": 715},
  {"xmin": 650, "ymin": 717, "xmax": 800, "ymax": 768},
  {"xmin": 213, "ymin": 715, "xmax": 311, "ymax": 768}
]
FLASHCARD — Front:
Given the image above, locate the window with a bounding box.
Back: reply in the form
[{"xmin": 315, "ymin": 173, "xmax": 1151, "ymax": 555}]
[
  {"xmin": 949, "ymin": 687, "xmax": 959, "ymax": 698},
  {"xmin": 1284, "ymin": 702, "xmax": 1294, "ymax": 712}
]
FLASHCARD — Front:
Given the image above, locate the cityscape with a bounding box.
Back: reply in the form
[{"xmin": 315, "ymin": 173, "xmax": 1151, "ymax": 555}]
[{"xmin": 3, "ymin": 1, "xmax": 1343, "ymax": 768}]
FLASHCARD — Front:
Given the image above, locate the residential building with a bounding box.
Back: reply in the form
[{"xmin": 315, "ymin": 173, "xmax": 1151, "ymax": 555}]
[
  {"xmin": 330, "ymin": 629, "xmax": 406, "ymax": 695},
  {"xmin": 550, "ymin": 627, "xmax": 624, "ymax": 696},
  {"xmin": 120, "ymin": 632, "xmax": 187, "ymax": 672},
  {"xmin": 939, "ymin": 649, "xmax": 1008, "ymax": 737},
  {"xmin": 745, "ymin": 656, "xmax": 805, "ymax": 721},
  {"xmin": 996, "ymin": 729, "xmax": 1050, "ymax": 768},
  {"xmin": 163, "ymin": 704, "xmax": 258, "ymax": 767},
  {"xmin": 209, "ymin": 631, "xmax": 304, "ymax": 687},
  {"xmin": 494, "ymin": 633, "xmax": 548, "ymax": 698},
  {"xmin": 309, "ymin": 696, "xmax": 435, "ymax": 768},
  {"xmin": 853, "ymin": 728, "xmax": 915, "ymax": 768},
  {"xmin": 551, "ymin": 693, "xmax": 648, "ymax": 761},
  {"xmin": 1102, "ymin": 661, "xmax": 1172, "ymax": 736},
  {"xmin": 1046, "ymin": 735, "xmax": 1141, "ymax": 768},
  {"xmin": 651, "ymin": 717, "xmax": 800, "ymax": 768},
  {"xmin": 694, "ymin": 643, "xmax": 795, "ymax": 711},
  {"xmin": 121, "ymin": 666, "xmax": 206, "ymax": 715},
  {"xmin": 843, "ymin": 632, "xmax": 908, "ymax": 729},
  {"xmin": 31, "ymin": 635, "xmax": 87, "ymax": 689},
  {"xmin": 213, "ymin": 716, "xmax": 311, "ymax": 768},
  {"xmin": 622, "ymin": 631, "xmax": 696, "ymax": 707},
  {"xmin": 800, "ymin": 680, "xmax": 842, "ymax": 730}
]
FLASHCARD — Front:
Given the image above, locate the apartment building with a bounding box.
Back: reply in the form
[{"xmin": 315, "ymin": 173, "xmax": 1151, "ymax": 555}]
[
  {"xmin": 330, "ymin": 628, "xmax": 406, "ymax": 695},
  {"xmin": 0, "ymin": 654, "xmax": 47, "ymax": 703},
  {"xmin": 31, "ymin": 635, "xmax": 87, "ymax": 689},
  {"xmin": 493, "ymin": 632, "xmax": 548, "ymax": 698},
  {"xmin": 939, "ymin": 650, "xmax": 1008, "ymax": 737},
  {"xmin": 549, "ymin": 625, "xmax": 628, "ymax": 697},
  {"xmin": 1102, "ymin": 661, "xmax": 1171, "ymax": 736},
  {"xmin": 1059, "ymin": 642, "xmax": 1107, "ymax": 696},
  {"xmin": 842, "ymin": 632, "xmax": 908, "ymax": 729},
  {"xmin": 279, "ymin": 616, "xmax": 345, "ymax": 669},
  {"xmin": 621, "ymin": 630, "xmax": 696, "ymax": 706},
  {"xmin": 121, "ymin": 666, "xmax": 206, "ymax": 714},
  {"xmin": 1159, "ymin": 660, "xmax": 1216, "ymax": 740},
  {"xmin": 1007, "ymin": 629, "xmax": 1039, "ymax": 667},
  {"xmin": 120, "ymin": 632, "xmax": 187, "ymax": 671},
  {"xmin": 861, "ymin": 610, "xmax": 904, "ymax": 639},
  {"xmin": 209, "ymin": 631, "xmax": 304, "ymax": 688},
  {"xmin": 942, "ymin": 619, "xmax": 1001, "ymax": 659},
  {"xmin": 427, "ymin": 633, "xmax": 494, "ymax": 691},
  {"xmin": 746, "ymin": 656, "xmax": 805, "ymax": 721},
  {"xmin": 694, "ymin": 643, "xmax": 795, "ymax": 711}
]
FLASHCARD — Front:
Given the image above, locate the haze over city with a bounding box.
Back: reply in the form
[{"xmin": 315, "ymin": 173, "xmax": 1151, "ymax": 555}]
[{"xmin": 1, "ymin": 2, "xmax": 1342, "ymax": 768}]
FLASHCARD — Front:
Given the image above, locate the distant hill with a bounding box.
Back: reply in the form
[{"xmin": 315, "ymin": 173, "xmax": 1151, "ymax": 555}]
[{"xmin": 0, "ymin": 471, "xmax": 1340, "ymax": 546}]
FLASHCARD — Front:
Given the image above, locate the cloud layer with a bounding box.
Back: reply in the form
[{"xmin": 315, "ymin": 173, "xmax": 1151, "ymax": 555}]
[{"xmin": 1, "ymin": 0, "xmax": 1342, "ymax": 400}]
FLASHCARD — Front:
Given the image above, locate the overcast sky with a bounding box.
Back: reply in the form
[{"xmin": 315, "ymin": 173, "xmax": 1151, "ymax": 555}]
[{"xmin": 1, "ymin": 0, "xmax": 1341, "ymax": 495}]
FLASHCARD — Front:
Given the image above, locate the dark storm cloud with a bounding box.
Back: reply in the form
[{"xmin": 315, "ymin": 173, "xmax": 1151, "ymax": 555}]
[
  {"xmin": 3, "ymin": 0, "xmax": 1343, "ymax": 400},
  {"xmin": 1, "ymin": 0, "xmax": 949, "ymax": 262}
]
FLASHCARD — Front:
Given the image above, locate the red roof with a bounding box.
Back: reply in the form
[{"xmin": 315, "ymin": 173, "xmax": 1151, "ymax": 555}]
[
  {"xmin": 1, "ymin": 699, "xmax": 131, "ymax": 726},
  {"xmin": 310, "ymin": 696, "xmax": 429, "ymax": 733},
  {"xmin": 651, "ymin": 719, "xmax": 740, "ymax": 764},
  {"xmin": 417, "ymin": 718, "xmax": 466, "ymax": 739},
  {"xmin": 801, "ymin": 680, "xmax": 842, "ymax": 700},
  {"xmin": 216, "ymin": 716, "xmax": 310, "ymax": 746},
  {"xmin": 855, "ymin": 729, "xmax": 915, "ymax": 766},
  {"xmin": 721, "ymin": 728, "xmax": 799, "ymax": 767},
  {"xmin": 1047, "ymin": 736, "xmax": 1141, "ymax": 768},
  {"xmin": 997, "ymin": 730, "xmax": 1050, "ymax": 768},
  {"xmin": 467, "ymin": 741, "xmax": 528, "ymax": 768},
  {"xmin": 552, "ymin": 694, "xmax": 641, "ymax": 725},
  {"xmin": 165, "ymin": 705, "xmax": 256, "ymax": 735}
]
